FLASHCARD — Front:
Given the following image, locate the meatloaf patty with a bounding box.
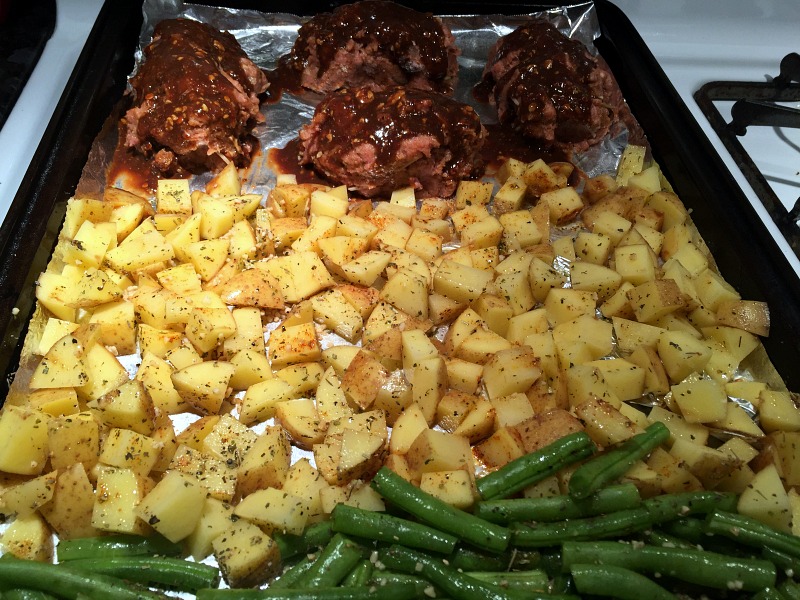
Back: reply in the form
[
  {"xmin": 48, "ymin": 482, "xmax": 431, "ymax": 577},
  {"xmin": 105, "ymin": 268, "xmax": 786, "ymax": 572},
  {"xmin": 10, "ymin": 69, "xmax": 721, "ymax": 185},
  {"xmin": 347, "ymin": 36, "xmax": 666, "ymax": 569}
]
[
  {"xmin": 478, "ymin": 19, "xmax": 642, "ymax": 153},
  {"xmin": 123, "ymin": 18, "xmax": 268, "ymax": 175},
  {"xmin": 299, "ymin": 86, "xmax": 485, "ymax": 198},
  {"xmin": 271, "ymin": 0, "xmax": 459, "ymax": 95}
]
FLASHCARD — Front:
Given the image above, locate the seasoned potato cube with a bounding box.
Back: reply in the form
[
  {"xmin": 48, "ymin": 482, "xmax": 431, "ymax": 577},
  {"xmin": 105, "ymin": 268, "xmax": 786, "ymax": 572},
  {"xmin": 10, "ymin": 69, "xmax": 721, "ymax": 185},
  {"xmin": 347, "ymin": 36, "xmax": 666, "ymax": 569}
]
[
  {"xmin": 474, "ymin": 427, "xmax": 525, "ymax": 468},
  {"xmin": 647, "ymin": 405, "xmax": 709, "ymax": 446},
  {"xmin": 759, "ymin": 390, "xmax": 800, "ymax": 432},
  {"xmin": 92, "ymin": 466, "xmax": 153, "ymax": 535},
  {"xmin": 482, "ymin": 346, "xmax": 541, "ymax": 400},
  {"xmin": 137, "ymin": 471, "xmax": 206, "ymax": 542},
  {"xmin": 314, "ymin": 428, "xmax": 387, "ymax": 486},
  {"xmin": 235, "ymin": 487, "xmax": 310, "ymax": 535},
  {"xmin": 626, "ymin": 279, "xmax": 686, "ymax": 323},
  {"xmin": 716, "ymin": 300, "xmax": 770, "ymax": 337},
  {"xmin": 38, "ymin": 463, "xmax": 98, "ymax": 540},
  {"xmin": 1, "ymin": 513, "xmax": 53, "ymax": 562},
  {"xmin": 171, "ymin": 361, "xmax": 235, "ymax": 416},
  {"xmin": 0, "ymin": 471, "xmax": 57, "ymax": 519},
  {"xmin": 406, "ymin": 429, "xmax": 473, "ymax": 477},
  {"xmin": 573, "ymin": 231, "xmax": 613, "ymax": 265},
  {"xmin": 47, "ymin": 410, "xmax": 100, "ymax": 473},
  {"xmin": 569, "ymin": 262, "xmax": 622, "ymax": 301},
  {"xmin": 494, "ymin": 269, "xmax": 535, "ymax": 315},
  {"xmin": 380, "ymin": 270, "xmax": 429, "ymax": 320},
  {"xmin": 217, "ymin": 268, "xmax": 285, "ymax": 310},
  {"xmin": 99, "ymin": 428, "xmax": 159, "ymax": 477},
  {"xmin": 213, "ymin": 518, "xmax": 281, "ymax": 588},
  {"xmin": 575, "ymin": 398, "xmax": 642, "ymax": 447},
  {"xmin": 237, "ymin": 426, "xmax": 292, "ymax": 496},
  {"xmin": 671, "ymin": 378, "xmax": 727, "ymax": 423},
  {"xmin": 420, "ymin": 470, "xmax": 477, "ymax": 510},
  {"xmin": 275, "ymin": 398, "xmax": 326, "ymax": 450},
  {"xmin": 169, "ymin": 445, "xmax": 237, "ymax": 501},
  {"xmin": 657, "ymin": 330, "xmax": 712, "ymax": 383},
  {"xmin": 340, "ymin": 350, "xmax": 390, "ymax": 410},
  {"xmin": 588, "ymin": 358, "xmax": 646, "ymax": 402},
  {"xmin": 268, "ymin": 321, "xmax": 321, "ymax": 369},
  {"xmin": 433, "ymin": 260, "xmax": 493, "ymax": 304},
  {"xmin": 541, "ymin": 187, "xmax": 584, "ymax": 224},
  {"xmin": 737, "ymin": 463, "xmax": 791, "ymax": 533},
  {"xmin": 512, "ymin": 410, "xmax": 585, "ymax": 454},
  {"xmin": 544, "ymin": 288, "xmax": 597, "ymax": 326},
  {"xmin": 613, "ymin": 244, "xmax": 657, "ymax": 285}
]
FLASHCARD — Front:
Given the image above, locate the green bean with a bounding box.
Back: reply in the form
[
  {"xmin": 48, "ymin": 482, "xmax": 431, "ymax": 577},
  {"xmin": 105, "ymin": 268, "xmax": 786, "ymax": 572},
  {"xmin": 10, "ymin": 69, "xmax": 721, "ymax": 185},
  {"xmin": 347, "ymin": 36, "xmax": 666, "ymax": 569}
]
[
  {"xmin": 642, "ymin": 490, "xmax": 738, "ymax": 521},
  {"xmin": 63, "ymin": 556, "xmax": 219, "ymax": 592},
  {"xmin": 1, "ymin": 591, "xmax": 59, "ymax": 600},
  {"xmin": 331, "ymin": 503, "xmax": 458, "ymax": 554},
  {"xmin": 475, "ymin": 432, "xmax": 595, "ymax": 501},
  {"xmin": 371, "ymin": 467, "xmax": 510, "ymax": 553},
  {"xmin": 561, "ymin": 540, "xmax": 776, "ymax": 591},
  {"xmin": 465, "ymin": 570, "xmax": 550, "ymax": 592},
  {"xmin": 445, "ymin": 546, "xmax": 541, "ymax": 572},
  {"xmin": 568, "ymin": 422, "xmax": 669, "ymax": 500},
  {"xmin": 56, "ymin": 534, "xmax": 182, "ymax": 561},
  {"xmin": 294, "ymin": 534, "xmax": 363, "ymax": 588},
  {"xmin": 342, "ymin": 559, "xmax": 374, "ymax": 587},
  {"xmin": 752, "ymin": 587, "xmax": 788, "ymax": 600},
  {"xmin": 270, "ymin": 556, "xmax": 317, "ymax": 590},
  {"xmin": 195, "ymin": 583, "xmax": 424, "ymax": 600},
  {"xmin": 378, "ymin": 545, "xmax": 574, "ymax": 600},
  {"xmin": 781, "ymin": 581, "xmax": 800, "ymax": 600},
  {"xmin": 273, "ymin": 521, "xmax": 334, "ymax": 562},
  {"xmin": 640, "ymin": 529, "xmax": 696, "ymax": 550},
  {"xmin": 706, "ymin": 510, "xmax": 800, "ymax": 559},
  {"xmin": 0, "ymin": 557, "xmax": 164, "ymax": 600},
  {"xmin": 569, "ymin": 563, "xmax": 677, "ymax": 600},
  {"xmin": 659, "ymin": 517, "xmax": 744, "ymax": 556},
  {"xmin": 763, "ymin": 545, "xmax": 800, "ymax": 577},
  {"xmin": 474, "ymin": 483, "xmax": 641, "ymax": 524},
  {"xmin": 510, "ymin": 507, "xmax": 653, "ymax": 547}
]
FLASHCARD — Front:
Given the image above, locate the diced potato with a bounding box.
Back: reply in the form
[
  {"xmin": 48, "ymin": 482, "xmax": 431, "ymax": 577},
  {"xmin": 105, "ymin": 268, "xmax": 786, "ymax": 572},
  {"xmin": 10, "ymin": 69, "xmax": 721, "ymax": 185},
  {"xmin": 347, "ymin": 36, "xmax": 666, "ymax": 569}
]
[
  {"xmin": 38, "ymin": 463, "xmax": 98, "ymax": 540},
  {"xmin": 137, "ymin": 471, "xmax": 206, "ymax": 542},
  {"xmin": 275, "ymin": 398, "xmax": 325, "ymax": 450},
  {"xmin": 237, "ymin": 426, "xmax": 292, "ymax": 496},
  {"xmin": 420, "ymin": 470, "xmax": 476, "ymax": 510},
  {"xmin": 0, "ymin": 471, "xmax": 57, "ymax": 519},
  {"xmin": 406, "ymin": 429, "xmax": 473, "ymax": 477},
  {"xmin": 482, "ymin": 346, "xmax": 541, "ymax": 400},
  {"xmin": 186, "ymin": 497, "xmax": 235, "ymax": 561},
  {"xmin": 737, "ymin": 463, "xmax": 792, "ymax": 533},
  {"xmin": 759, "ymin": 390, "xmax": 800, "ymax": 432},
  {"xmin": 92, "ymin": 466, "xmax": 153, "ymax": 535},
  {"xmin": 213, "ymin": 518, "xmax": 281, "ymax": 588},
  {"xmin": 0, "ymin": 406, "xmax": 51, "ymax": 476},
  {"xmin": 1, "ymin": 513, "xmax": 53, "ymax": 562},
  {"xmin": 169, "ymin": 445, "xmax": 237, "ymax": 501},
  {"xmin": 575, "ymin": 398, "xmax": 642, "ymax": 447},
  {"xmin": 171, "ymin": 361, "xmax": 235, "ymax": 416},
  {"xmin": 235, "ymin": 487, "xmax": 310, "ymax": 535},
  {"xmin": 657, "ymin": 330, "xmax": 712, "ymax": 383}
]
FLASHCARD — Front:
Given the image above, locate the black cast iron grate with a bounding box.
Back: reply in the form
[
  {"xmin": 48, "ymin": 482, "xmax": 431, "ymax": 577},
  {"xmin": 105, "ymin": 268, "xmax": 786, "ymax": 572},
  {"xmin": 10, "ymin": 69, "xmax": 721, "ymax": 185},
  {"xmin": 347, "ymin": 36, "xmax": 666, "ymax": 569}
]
[{"xmin": 694, "ymin": 52, "xmax": 800, "ymax": 259}]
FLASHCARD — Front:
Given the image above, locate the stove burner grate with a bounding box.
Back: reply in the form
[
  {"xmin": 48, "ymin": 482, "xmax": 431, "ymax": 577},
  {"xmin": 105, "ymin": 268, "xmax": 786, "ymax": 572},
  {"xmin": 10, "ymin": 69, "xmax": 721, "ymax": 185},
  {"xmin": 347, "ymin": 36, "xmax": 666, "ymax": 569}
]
[{"xmin": 695, "ymin": 52, "xmax": 800, "ymax": 259}]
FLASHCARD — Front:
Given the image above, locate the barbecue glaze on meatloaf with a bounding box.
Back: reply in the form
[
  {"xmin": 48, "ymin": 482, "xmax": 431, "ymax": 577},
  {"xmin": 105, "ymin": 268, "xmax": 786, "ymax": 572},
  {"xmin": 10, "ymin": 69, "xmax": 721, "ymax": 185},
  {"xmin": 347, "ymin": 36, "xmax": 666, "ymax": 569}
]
[
  {"xmin": 299, "ymin": 86, "xmax": 485, "ymax": 198},
  {"xmin": 123, "ymin": 18, "xmax": 268, "ymax": 175},
  {"xmin": 271, "ymin": 0, "xmax": 459, "ymax": 96},
  {"xmin": 477, "ymin": 19, "xmax": 641, "ymax": 153}
]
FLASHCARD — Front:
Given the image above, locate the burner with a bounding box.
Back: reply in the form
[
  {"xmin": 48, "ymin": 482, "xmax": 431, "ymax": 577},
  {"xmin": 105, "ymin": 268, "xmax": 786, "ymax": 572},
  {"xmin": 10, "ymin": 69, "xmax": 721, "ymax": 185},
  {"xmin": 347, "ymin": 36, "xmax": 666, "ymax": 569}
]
[
  {"xmin": 0, "ymin": 0, "xmax": 56, "ymax": 131},
  {"xmin": 695, "ymin": 52, "xmax": 800, "ymax": 259}
]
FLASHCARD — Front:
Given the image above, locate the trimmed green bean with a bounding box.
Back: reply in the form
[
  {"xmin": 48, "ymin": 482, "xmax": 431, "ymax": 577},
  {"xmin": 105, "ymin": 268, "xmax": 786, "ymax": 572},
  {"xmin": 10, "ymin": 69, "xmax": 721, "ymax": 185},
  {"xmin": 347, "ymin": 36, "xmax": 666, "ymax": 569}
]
[
  {"xmin": 706, "ymin": 510, "xmax": 800, "ymax": 559},
  {"xmin": 640, "ymin": 529, "xmax": 696, "ymax": 550},
  {"xmin": 195, "ymin": 583, "xmax": 424, "ymax": 600},
  {"xmin": 270, "ymin": 556, "xmax": 317, "ymax": 590},
  {"xmin": 752, "ymin": 587, "xmax": 787, "ymax": 600},
  {"xmin": 659, "ymin": 517, "xmax": 743, "ymax": 556},
  {"xmin": 642, "ymin": 491, "xmax": 738, "ymax": 521},
  {"xmin": 568, "ymin": 422, "xmax": 669, "ymax": 499},
  {"xmin": 371, "ymin": 467, "xmax": 510, "ymax": 553},
  {"xmin": 273, "ymin": 521, "xmax": 334, "ymax": 562},
  {"xmin": 342, "ymin": 559, "xmax": 373, "ymax": 588},
  {"xmin": 1, "ymin": 591, "xmax": 58, "ymax": 600},
  {"xmin": 0, "ymin": 557, "xmax": 163, "ymax": 600},
  {"xmin": 331, "ymin": 503, "xmax": 457, "ymax": 554},
  {"xmin": 378, "ymin": 545, "xmax": 573, "ymax": 600},
  {"xmin": 56, "ymin": 534, "xmax": 182, "ymax": 562},
  {"xmin": 570, "ymin": 563, "xmax": 676, "ymax": 600},
  {"xmin": 561, "ymin": 540, "xmax": 776, "ymax": 591},
  {"xmin": 781, "ymin": 581, "xmax": 800, "ymax": 600},
  {"xmin": 475, "ymin": 483, "xmax": 641, "ymax": 524},
  {"xmin": 63, "ymin": 556, "xmax": 219, "ymax": 592},
  {"xmin": 465, "ymin": 570, "xmax": 549, "ymax": 592},
  {"xmin": 475, "ymin": 431, "xmax": 595, "ymax": 501},
  {"xmin": 294, "ymin": 534, "xmax": 363, "ymax": 588},
  {"xmin": 510, "ymin": 507, "xmax": 653, "ymax": 547},
  {"xmin": 445, "ymin": 546, "xmax": 542, "ymax": 572}
]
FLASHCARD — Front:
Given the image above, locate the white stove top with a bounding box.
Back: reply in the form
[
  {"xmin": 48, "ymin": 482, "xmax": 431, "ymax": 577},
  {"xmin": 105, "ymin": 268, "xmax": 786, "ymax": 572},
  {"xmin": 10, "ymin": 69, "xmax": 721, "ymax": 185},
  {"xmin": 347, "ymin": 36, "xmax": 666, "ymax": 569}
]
[{"xmin": 2, "ymin": 0, "xmax": 798, "ymax": 276}]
